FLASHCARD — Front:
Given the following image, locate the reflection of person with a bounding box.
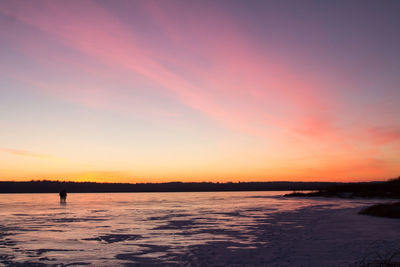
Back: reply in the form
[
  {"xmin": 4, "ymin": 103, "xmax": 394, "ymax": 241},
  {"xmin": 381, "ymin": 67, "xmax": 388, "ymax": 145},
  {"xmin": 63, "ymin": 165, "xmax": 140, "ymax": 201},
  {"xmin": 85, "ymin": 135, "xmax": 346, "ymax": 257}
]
[{"xmin": 59, "ymin": 189, "xmax": 67, "ymax": 203}]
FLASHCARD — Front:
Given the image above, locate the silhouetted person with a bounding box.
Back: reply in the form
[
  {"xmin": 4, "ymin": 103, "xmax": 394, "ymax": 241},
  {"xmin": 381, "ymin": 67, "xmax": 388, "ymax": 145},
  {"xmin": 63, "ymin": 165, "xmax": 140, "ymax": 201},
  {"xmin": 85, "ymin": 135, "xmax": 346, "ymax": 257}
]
[{"xmin": 59, "ymin": 189, "xmax": 67, "ymax": 203}]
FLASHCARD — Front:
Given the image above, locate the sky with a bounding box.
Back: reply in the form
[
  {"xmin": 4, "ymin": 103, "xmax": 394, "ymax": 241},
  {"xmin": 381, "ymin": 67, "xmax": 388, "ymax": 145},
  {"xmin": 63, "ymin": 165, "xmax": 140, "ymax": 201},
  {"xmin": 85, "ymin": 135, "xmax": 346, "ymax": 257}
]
[{"xmin": 1, "ymin": 0, "xmax": 399, "ymax": 183}]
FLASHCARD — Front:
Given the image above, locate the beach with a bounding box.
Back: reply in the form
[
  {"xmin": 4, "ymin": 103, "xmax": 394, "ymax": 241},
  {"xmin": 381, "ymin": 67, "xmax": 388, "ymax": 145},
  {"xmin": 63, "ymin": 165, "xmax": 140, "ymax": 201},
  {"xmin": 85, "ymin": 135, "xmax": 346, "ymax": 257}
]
[{"xmin": 0, "ymin": 192, "xmax": 399, "ymax": 266}]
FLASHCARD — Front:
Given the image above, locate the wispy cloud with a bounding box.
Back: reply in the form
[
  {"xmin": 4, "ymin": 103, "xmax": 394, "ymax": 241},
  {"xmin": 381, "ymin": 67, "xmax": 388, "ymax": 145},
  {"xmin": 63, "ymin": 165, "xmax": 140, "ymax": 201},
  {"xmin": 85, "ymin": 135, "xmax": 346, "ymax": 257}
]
[
  {"xmin": 367, "ymin": 126, "xmax": 400, "ymax": 145},
  {"xmin": 0, "ymin": 0, "xmax": 334, "ymax": 138},
  {"xmin": 0, "ymin": 148, "xmax": 56, "ymax": 160}
]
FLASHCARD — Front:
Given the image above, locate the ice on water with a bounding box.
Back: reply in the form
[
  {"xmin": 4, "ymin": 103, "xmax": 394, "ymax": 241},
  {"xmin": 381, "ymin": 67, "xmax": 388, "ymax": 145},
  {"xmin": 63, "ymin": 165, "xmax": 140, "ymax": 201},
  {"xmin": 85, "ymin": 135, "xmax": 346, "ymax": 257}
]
[{"xmin": 0, "ymin": 192, "xmax": 399, "ymax": 266}]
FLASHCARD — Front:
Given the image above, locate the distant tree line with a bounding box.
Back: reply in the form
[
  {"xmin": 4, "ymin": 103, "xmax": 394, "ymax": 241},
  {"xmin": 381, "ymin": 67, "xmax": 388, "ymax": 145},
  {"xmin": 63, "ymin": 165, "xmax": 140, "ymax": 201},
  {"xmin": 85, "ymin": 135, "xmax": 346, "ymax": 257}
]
[{"xmin": 0, "ymin": 180, "xmax": 341, "ymax": 193}]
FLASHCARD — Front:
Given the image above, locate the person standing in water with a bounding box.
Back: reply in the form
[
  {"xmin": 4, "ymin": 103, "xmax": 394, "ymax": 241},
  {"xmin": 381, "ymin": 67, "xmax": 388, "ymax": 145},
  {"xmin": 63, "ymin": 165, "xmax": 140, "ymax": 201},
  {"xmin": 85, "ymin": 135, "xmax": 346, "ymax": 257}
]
[{"xmin": 59, "ymin": 189, "xmax": 67, "ymax": 203}]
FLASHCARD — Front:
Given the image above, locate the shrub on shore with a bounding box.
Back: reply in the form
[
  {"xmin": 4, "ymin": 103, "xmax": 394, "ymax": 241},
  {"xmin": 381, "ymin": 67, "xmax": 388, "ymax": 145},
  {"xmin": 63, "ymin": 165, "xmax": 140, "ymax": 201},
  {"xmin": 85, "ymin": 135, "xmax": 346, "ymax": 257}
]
[
  {"xmin": 358, "ymin": 202, "xmax": 400, "ymax": 219},
  {"xmin": 285, "ymin": 176, "xmax": 400, "ymax": 199}
]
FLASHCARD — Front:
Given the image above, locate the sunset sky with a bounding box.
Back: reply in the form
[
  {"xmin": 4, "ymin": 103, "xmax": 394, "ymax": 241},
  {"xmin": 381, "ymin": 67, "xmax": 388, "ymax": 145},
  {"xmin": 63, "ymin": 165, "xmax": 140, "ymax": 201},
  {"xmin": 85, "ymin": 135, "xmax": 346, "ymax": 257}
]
[{"xmin": 1, "ymin": 0, "xmax": 399, "ymax": 183}]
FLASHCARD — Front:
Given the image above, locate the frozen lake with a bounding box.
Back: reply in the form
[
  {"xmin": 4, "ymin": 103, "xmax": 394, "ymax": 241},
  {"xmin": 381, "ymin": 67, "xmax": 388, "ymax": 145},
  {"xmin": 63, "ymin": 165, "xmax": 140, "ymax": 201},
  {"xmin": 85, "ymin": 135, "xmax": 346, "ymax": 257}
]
[{"xmin": 0, "ymin": 192, "xmax": 399, "ymax": 266}]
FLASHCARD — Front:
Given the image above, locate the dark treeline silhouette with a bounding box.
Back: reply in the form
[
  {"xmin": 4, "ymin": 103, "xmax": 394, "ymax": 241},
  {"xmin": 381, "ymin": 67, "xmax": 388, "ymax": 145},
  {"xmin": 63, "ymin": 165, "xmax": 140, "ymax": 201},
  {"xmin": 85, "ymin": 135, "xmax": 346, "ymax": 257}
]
[
  {"xmin": 0, "ymin": 180, "xmax": 339, "ymax": 193},
  {"xmin": 286, "ymin": 177, "xmax": 400, "ymax": 198}
]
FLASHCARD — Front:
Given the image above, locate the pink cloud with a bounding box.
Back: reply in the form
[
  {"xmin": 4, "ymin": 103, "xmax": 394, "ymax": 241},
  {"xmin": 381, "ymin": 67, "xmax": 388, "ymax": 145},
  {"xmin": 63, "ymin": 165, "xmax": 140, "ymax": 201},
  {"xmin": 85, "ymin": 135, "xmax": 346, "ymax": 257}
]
[
  {"xmin": 0, "ymin": 0, "xmax": 335, "ymax": 138},
  {"xmin": 367, "ymin": 126, "xmax": 400, "ymax": 145}
]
